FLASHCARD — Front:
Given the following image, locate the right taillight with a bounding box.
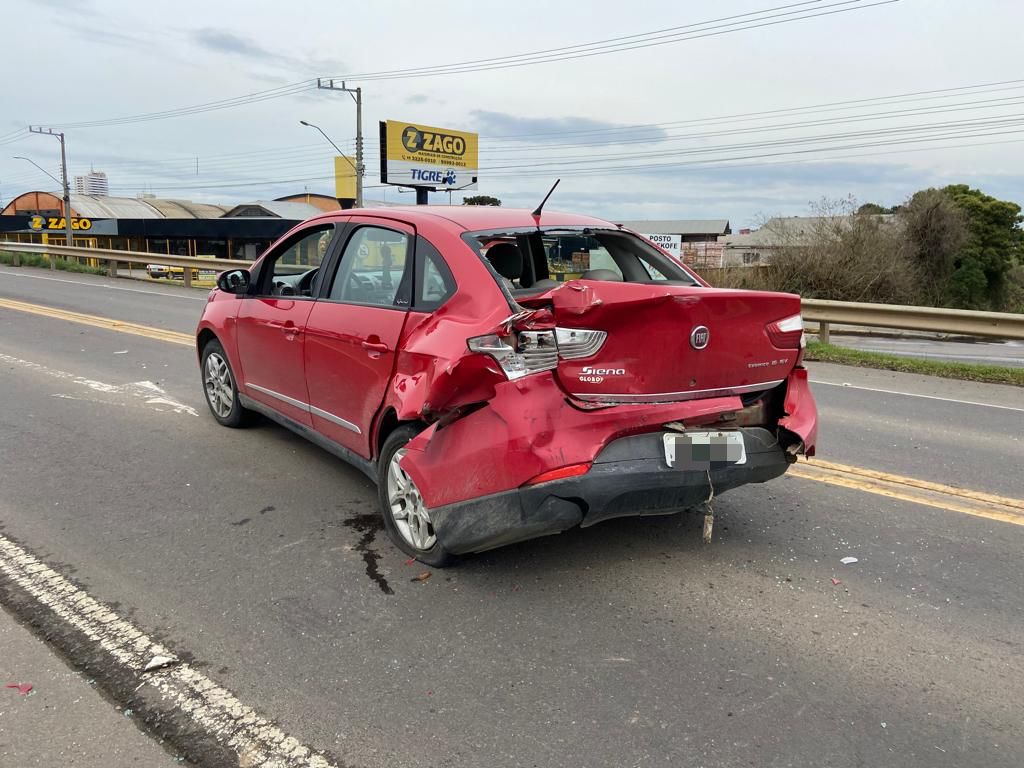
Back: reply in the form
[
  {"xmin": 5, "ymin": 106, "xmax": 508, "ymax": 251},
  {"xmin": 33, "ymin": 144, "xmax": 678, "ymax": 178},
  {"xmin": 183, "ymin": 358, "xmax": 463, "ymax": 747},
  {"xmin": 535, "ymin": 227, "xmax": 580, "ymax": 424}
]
[{"xmin": 766, "ymin": 313, "xmax": 804, "ymax": 349}]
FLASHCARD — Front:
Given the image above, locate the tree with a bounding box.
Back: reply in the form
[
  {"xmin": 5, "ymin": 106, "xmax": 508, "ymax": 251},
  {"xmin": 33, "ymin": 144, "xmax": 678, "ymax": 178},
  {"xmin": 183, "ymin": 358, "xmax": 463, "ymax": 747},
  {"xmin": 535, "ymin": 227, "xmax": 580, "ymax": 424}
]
[
  {"xmin": 463, "ymin": 195, "xmax": 502, "ymax": 206},
  {"xmin": 857, "ymin": 202, "xmax": 892, "ymax": 215},
  {"xmin": 897, "ymin": 188, "xmax": 967, "ymax": 306},
  {"xmin": 942, "ymin": 184, "xmax": 1023, "ymax": 310}
]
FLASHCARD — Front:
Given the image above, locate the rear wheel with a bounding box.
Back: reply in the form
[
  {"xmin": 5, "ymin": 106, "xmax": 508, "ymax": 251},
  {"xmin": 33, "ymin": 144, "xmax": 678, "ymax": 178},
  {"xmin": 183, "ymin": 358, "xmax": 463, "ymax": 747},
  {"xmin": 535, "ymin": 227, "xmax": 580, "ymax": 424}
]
[
  {"xmin": 201, "ymin": 339, "xmax": 256, "ymax": 428},
  {"xmin": 377, "ymin": 425, "xmax": 454, "ymax": 567}
]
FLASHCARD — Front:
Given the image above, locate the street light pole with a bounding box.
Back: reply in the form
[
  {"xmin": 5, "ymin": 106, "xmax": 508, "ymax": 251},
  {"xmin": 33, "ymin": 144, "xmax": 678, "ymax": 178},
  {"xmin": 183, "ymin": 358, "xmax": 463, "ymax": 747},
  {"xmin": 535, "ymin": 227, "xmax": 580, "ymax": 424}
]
[
  {"xmin": 315, "ymin": 79, "xmax": 364, "ymax": 207},
  {"xmin": 299, "ymin": 120, "xmax": 359, "ymax": 208},
  {"xmin": 29, "ymin": 127, "xmax": 74, "ymax": 260}
]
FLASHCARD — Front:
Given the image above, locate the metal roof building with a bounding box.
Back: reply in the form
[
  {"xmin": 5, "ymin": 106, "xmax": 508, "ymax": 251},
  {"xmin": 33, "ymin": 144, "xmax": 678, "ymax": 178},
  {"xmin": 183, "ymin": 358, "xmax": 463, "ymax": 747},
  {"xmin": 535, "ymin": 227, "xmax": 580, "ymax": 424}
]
[{"xmin": 615, "ymin": 219, "xmax": 731, "ymax": 242}]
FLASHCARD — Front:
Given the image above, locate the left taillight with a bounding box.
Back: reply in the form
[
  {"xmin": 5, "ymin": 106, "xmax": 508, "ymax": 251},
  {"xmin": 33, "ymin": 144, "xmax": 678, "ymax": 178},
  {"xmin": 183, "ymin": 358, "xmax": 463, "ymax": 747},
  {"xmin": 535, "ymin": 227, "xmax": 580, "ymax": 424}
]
[
  {"xmin": 468, "ymin": 330, "xmax": 558, "ymax": 380},
  {"xmin": 467, "ymin": 327, "xmax": 606, "ymax": 381},
  {"xmin": 766, "ymin": 313, "xmax": 804, "ymax": 350}
]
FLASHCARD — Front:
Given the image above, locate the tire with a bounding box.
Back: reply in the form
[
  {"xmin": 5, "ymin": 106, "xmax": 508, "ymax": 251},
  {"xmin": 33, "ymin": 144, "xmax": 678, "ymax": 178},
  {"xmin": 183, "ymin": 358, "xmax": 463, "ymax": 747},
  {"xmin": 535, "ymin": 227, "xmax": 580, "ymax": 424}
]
[
  {"xmin": 377, "ymin": 425, "xmax": 455, "ymax": 567},
  {"xmin": 200, "ymin": 339, "xmax": 256, "ymax": 428}
]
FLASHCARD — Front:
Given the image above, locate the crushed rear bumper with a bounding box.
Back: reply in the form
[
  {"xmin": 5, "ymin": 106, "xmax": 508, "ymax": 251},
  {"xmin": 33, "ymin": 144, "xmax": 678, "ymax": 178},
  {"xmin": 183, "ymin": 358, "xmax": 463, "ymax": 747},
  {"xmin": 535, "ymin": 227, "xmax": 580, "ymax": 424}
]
[{"xmin": 430, "ymin": 426, "xmax": 789, "ymax": 554}]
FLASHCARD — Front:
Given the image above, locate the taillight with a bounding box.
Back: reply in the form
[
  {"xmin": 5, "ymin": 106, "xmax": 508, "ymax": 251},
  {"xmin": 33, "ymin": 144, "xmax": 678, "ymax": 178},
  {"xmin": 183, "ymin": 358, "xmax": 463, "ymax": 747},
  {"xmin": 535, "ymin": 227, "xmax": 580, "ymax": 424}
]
[
  {"xmin": 468, "ymin": 327, "xmax": 606, "ymax": 380},
  {"xmin": 766, "ymin": 314, "xmax": 804, "ymax": 349},
  {"xmin": 555, "ymin": 328, "xmax": 607, "ymax": 359},
  {"xmin": 468, "ymin": 330, "xmax": 557, "ymax": 380}
]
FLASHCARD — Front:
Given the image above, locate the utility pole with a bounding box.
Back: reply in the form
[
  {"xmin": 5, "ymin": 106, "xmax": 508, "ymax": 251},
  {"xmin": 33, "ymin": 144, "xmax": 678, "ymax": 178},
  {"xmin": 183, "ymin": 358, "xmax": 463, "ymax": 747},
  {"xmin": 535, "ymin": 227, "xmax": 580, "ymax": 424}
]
[
  {"xmin": 316, "ymin": 78, "xmax": 363, "ymax": 207},
  {"xmin": 29, "ymin": 126, "xmax": 74, "ymax": 264}
]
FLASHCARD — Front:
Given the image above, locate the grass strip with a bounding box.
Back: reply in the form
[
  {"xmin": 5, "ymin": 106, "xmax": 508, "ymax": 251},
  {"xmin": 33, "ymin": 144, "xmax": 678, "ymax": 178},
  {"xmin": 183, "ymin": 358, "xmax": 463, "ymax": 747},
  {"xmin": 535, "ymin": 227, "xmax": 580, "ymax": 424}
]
[
  {"xmin": 805, "ymin": 340, "xmax": 1024, "ymax": 386},
  {"xmin": 0, "ymin": 250, "xmax": 109, "ymax": 276}
]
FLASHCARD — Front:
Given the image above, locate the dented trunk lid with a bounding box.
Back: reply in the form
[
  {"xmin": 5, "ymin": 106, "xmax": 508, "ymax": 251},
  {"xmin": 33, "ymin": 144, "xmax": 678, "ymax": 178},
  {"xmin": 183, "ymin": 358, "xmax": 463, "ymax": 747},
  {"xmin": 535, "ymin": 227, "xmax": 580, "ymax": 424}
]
[{"xmin": 521, "ymin": 281, "xmax": 801, "ymax": 404}]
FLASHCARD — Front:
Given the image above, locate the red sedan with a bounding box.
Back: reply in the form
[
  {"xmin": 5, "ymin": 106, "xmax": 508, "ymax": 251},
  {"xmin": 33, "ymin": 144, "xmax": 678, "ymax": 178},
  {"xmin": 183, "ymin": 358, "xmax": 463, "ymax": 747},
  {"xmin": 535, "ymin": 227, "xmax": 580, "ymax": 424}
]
[{"xmin": 196, "ymin": 206, "xmax": 817, "ymax": 565}]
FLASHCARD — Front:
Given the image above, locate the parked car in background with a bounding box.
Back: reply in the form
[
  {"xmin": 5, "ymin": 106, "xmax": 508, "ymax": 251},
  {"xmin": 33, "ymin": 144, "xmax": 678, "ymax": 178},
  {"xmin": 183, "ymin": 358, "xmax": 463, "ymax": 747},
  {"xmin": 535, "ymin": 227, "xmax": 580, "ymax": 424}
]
[
  {"xmin": 196, "ymin": 207, "xmax": 818, "ymax": 565},
  {"xmin": 146, "ymin": 264, "xmax": 170, "ymax": 279}
]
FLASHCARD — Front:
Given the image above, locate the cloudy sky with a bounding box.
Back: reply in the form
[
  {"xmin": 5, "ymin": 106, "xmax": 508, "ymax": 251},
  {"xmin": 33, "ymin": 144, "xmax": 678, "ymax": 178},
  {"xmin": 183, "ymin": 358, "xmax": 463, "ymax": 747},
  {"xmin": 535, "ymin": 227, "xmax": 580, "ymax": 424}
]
[{"xmin": 2, "ymin": 0, "xmax": 1023, "ymax": 227}]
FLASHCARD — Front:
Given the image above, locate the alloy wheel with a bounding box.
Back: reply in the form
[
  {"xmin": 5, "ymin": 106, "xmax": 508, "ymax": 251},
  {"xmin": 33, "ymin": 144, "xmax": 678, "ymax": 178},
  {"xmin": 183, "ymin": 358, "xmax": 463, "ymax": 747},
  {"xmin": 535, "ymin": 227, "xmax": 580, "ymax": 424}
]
[
  {"xmin": 204, "ymin": 352, "xmax": 234, "ymax": 418},
  {"xmin": 386, "ymin": 448, "xmax": 436, "ymax": 551}
]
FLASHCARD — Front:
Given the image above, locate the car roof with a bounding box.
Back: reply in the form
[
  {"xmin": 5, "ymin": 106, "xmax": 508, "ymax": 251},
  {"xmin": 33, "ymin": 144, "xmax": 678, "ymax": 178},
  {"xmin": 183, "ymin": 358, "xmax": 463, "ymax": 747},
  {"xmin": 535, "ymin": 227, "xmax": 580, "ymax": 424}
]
[{"xmin": 309, "ymin": 206, "xmax": 617, "ymax": 232}]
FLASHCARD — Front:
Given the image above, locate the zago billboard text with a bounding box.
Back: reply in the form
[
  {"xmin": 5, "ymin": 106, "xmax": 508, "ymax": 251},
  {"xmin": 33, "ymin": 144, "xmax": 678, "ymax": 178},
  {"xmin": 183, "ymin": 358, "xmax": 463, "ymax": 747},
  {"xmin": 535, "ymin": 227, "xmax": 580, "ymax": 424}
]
[{"xmin": 380, "ymin": 119, "xmax": 479, "ymax": 191}]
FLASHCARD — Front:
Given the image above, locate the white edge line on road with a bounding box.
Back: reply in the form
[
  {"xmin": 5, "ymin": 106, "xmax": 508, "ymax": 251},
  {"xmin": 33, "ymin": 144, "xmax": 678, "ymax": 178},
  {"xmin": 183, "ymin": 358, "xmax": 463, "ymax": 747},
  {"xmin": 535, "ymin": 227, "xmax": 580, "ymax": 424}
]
[
  {"xmin": 0, "ymin": 269, "xmax": 207, "ymax": 301},
  {"xmin": 0, "ymin": 534, "xmax": 337, "ymax": 768},
  {"xmin": 810, "ymin": 379, "xmax": 1024, "ymax": 413}
]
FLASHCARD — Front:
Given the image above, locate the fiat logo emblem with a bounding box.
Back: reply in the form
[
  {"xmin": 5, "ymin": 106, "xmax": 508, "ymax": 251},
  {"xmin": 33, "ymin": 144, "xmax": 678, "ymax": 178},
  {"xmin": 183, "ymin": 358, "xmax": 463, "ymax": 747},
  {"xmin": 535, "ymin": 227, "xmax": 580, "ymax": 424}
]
[{"xmin": 690, "ymin": 326, "xmax": 710, "ymax": 350}]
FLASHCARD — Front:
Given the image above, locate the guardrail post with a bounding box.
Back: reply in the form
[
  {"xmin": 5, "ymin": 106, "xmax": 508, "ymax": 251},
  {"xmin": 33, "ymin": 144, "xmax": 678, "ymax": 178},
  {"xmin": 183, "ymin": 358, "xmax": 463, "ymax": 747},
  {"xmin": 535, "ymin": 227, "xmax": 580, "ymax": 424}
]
[
  {"xmin": 183, "ymin": 268, "xmax": 192, "ymax": 288},
  {"xmin": 108, "ymin": 259, "xmax": 118, "ymax": 278},
  {"xmin": 818, "ymin": 321, "xmax": 830, "ymax": 344}
]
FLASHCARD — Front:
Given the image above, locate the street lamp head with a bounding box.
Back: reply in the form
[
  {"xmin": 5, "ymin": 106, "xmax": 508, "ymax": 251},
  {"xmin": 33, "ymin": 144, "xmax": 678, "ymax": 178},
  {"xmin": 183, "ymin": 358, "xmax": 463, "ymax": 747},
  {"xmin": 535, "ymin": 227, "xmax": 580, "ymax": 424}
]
[{"xmin": 299, "ymin": 120, "xmax": 312, "ymax": 127}]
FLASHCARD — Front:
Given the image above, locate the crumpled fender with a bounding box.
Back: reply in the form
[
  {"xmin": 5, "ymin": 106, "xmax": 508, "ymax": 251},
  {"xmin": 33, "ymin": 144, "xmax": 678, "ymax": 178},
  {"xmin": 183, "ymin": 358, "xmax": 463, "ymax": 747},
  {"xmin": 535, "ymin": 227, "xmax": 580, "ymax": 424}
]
[
  {"xmin": 779, "ymin": 366, "xmax": 818, "ymax": 455},
  {"xmin": 379, "ymin": 299, "xmax": 550, "ymax": 433}
]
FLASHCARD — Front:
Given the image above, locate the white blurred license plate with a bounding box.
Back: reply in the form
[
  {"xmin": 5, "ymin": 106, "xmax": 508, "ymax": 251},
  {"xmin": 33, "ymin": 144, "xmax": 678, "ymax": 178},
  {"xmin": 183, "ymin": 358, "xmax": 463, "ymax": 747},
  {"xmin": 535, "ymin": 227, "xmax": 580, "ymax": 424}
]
[{"xmin": 663, "ymin": 431, "xmax": 746, "ymax": 469}]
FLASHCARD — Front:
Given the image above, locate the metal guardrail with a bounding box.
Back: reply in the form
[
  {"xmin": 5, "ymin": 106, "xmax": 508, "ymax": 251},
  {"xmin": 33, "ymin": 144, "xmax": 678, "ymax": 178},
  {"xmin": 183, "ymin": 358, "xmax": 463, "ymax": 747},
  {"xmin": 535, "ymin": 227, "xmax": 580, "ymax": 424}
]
[
  {"xmin": 2, "ymin": 242, "xmax": 1023, "ymax": 339},
  {"xmin": 802, "ymin": 299, "xmax": 1024, "ymax": 342},
  {"xmin": 0, "ymin": 242, "xmax": 249, "ymax": 287}
]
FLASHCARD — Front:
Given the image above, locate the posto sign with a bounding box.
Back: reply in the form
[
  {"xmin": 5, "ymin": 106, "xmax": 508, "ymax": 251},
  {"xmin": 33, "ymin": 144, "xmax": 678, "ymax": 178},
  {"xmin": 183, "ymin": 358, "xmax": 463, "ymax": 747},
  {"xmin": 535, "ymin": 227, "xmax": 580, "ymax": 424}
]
[{"xmin": 29, "ymin": 215, "xmax": 92, "ymax": 231}]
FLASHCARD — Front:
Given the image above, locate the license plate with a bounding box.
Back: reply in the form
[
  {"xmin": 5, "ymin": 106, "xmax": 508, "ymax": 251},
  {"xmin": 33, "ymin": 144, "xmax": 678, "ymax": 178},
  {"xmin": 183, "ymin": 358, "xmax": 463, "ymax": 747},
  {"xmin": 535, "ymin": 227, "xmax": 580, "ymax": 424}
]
[{"xmin": 663, "ymin": 431, "xmax": 746, "ymax": 469}]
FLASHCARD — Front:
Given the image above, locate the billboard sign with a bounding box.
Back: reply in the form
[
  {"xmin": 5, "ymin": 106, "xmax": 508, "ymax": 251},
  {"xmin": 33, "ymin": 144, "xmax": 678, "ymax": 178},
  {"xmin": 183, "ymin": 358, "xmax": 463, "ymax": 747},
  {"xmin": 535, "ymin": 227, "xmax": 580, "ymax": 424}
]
[
  {"xmin": 380, "ymin": 119, "xmax": 478, "ymax": 190},
  {"xmin": 643, "ymin": 233, "xmax": 682, "ymax": 258},
  {"xmin": 334, "ymin": 156, "xmax": 357, "ymax": 200}
]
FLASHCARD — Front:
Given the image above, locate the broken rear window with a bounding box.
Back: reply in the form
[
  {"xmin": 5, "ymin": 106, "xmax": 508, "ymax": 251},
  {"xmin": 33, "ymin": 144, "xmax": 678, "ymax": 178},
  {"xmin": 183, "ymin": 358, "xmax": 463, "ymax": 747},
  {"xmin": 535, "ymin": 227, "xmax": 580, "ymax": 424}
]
[{"xmin": 462, "ymin": 226, "xmax": 699, "ymax": 297}]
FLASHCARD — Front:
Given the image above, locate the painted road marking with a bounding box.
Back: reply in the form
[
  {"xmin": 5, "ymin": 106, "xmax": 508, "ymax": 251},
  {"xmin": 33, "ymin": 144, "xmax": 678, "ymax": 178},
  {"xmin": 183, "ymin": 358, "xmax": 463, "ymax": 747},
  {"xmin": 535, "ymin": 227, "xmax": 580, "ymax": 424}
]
[
  {"xmin": 0, "ymin": 534, "xmax": 338, "ymax": 768},
  {"xmin": 0, "ymin": 352, "xmax": 198, "ymax": 416},
  {"xmin": 789, "ymin": 457, "xmax": 1024, "ymax": 527},
  {"xmin": 0, "ymin": 296, "xmax": 194, "ymax": 346},
  {"xmin": 810, "ymin": 379, "xmax": 1024, "ymax": 413},
  {"xmin": 0, "ymin": 269, "xmax": 207, "ymax": 300}
]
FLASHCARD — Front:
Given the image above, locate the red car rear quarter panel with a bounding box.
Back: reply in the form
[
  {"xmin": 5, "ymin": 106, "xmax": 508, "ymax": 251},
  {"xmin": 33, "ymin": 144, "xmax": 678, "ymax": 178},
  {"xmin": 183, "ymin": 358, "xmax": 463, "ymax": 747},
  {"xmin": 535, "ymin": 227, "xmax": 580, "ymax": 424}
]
[
  {"xmin": 779, "ymin": 366, "xmax": 818, "ymax": 454},
  {"xmin": 399, "ymin": 373, "xmax": 746, "ymax": 509}
]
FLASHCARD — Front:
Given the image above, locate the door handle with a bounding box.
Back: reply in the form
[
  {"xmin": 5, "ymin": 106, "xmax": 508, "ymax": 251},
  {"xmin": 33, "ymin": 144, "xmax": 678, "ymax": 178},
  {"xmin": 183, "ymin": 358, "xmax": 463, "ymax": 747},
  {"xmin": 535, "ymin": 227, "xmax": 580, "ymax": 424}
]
[
  {"xmin": 361, "ymin": 340, "xmax": 390, "ymax": 353},
  {"xmin": 282, "ymin": 322, "xmax": 302, "ymax": 337}
]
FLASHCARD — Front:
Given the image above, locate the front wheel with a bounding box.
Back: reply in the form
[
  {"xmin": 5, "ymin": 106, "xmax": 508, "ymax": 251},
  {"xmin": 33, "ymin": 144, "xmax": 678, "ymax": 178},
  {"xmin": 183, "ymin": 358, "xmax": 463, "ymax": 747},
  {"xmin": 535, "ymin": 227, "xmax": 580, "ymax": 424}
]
[
  {"xmin": 200, "ymin": 339, "xmax": 256, "ymax": 428},
  {"xmin": 377, "ymin": 426, "xmax": 454, "ymax": 567}
]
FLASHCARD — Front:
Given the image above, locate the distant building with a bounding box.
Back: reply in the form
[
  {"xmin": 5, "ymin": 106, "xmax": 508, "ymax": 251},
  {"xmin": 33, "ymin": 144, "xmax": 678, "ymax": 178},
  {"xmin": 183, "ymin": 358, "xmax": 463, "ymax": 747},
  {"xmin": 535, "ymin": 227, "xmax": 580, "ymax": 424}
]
[
  {"xmin": 718, "ymin": 215, "xmax": 897, "ymax": 266},
  {"xmin": 74, "ymin": 171, "xmax": 109, "ymax": 197},
  {"xmin": 614, "ymin": 219, "xmax": 731, "ymax": 243}
]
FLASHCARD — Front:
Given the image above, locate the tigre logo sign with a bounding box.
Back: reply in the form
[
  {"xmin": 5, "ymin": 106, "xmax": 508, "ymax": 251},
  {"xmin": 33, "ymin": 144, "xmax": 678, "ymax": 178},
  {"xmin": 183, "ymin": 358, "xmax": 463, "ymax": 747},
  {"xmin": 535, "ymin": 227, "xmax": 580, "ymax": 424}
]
[{"xmin": 401, "ymin": 126, "xmax": 467, "ymax": 156}]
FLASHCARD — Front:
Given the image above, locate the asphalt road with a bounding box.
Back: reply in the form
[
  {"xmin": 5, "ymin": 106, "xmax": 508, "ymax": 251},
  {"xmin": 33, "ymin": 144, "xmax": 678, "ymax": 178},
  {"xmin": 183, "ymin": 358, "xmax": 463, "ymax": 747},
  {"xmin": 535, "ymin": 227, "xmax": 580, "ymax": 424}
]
[
  {"xmin": 822, "ymin": 333, "xmax": 1024, "ymax": 368},
  {"xmin": 1, "ymin": 267, "xmax": 1023, "ymax": 768}
]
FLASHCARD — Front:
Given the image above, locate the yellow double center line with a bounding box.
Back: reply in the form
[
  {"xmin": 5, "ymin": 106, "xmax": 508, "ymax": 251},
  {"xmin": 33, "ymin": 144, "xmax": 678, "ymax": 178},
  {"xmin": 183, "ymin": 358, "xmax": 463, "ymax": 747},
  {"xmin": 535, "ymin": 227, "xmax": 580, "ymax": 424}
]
[
  {"xmin": 4, "ymin": 294, "xmax": 1024, "ymax": 527},
  {"xmin": 789, "ymin": 458, "xmax": 1024, "ymax": 527},
  {"xmin": 0, "ymin": 296, "xmax": 193, "ymax": 347}
]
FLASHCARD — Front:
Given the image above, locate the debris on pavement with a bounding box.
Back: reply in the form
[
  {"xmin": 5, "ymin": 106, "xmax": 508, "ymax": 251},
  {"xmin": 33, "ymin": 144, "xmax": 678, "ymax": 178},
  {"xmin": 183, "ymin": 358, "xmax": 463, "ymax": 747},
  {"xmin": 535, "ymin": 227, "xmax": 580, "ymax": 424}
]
[
  {"xmin": 411, "ymin": 571, "xmax": 432, "ymax": 583},
  {"xmin": 404, "ymin": 558, "xmax": 415, "ymax": 566},
  {"xmin": 840, "ymin": 556, "xmax": 859, "ymax": 565},
  {"xmin": 143, "ymin": 655, "xmax": 176, "ymax": 673},
  {"xmin": 5, "ymin": 683, "xmax": 33, "ymax": 695},
  {"xmin": 831, "ymin": 578, "xmax": 842, "ymax": 586}
]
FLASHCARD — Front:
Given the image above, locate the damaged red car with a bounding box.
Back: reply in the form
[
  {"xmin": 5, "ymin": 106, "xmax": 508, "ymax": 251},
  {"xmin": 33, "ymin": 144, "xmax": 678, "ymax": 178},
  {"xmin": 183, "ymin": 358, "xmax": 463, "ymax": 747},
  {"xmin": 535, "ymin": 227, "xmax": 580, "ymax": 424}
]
[{"xmin": 196, "ymin": 206, "xmax": 817, "ymax": 566}]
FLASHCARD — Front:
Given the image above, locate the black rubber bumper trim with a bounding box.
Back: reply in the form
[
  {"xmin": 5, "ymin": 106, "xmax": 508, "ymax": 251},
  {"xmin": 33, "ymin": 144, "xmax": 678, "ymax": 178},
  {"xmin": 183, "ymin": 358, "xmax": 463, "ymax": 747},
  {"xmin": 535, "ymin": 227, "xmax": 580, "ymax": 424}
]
[{"xmin": 430, "ymin": 428, "xmax": 789, "ymax": 554}]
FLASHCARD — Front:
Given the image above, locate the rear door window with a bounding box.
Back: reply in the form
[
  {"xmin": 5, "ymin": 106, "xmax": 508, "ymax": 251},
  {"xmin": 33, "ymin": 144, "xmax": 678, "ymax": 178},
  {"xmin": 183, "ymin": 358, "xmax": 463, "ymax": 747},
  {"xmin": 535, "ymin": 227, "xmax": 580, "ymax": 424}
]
[{"xmin": 329, "ymin": 226, "xmax": 412, "ymax": 307}]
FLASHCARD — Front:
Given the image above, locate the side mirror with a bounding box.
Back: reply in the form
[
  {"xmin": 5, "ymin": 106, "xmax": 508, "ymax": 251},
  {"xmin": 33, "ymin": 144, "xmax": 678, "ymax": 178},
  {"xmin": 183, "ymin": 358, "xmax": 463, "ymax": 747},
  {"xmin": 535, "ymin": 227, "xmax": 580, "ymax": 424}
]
[{"xmin": 217, "ymin": 269, "xmax": 250, "ymax": 294}]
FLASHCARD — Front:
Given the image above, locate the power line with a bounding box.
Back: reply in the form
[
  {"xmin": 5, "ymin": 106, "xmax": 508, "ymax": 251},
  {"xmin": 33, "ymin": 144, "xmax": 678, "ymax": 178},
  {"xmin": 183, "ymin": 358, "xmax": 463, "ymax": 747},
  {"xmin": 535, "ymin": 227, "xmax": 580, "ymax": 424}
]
[
  {"xmin": 324, "ymin": 0, "xmax": 901, "ymax": 82},
  {"xmin": 20, "ymin": 2, "xmax": 900, "ymax": 132},
  {"xmin": 46, "ymin": 80, "xmax": 317, "ymax": 130}
]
